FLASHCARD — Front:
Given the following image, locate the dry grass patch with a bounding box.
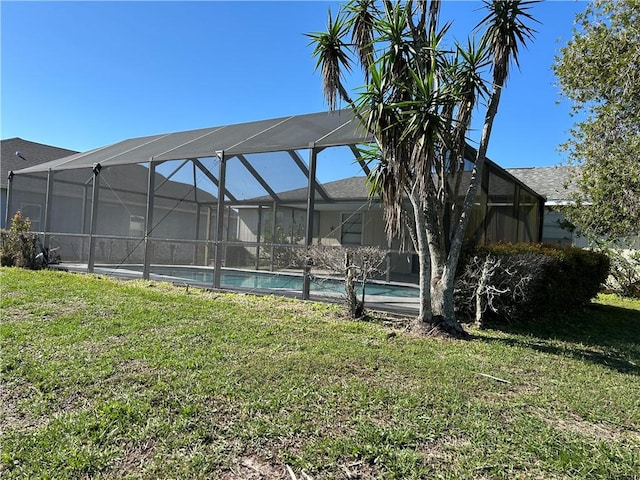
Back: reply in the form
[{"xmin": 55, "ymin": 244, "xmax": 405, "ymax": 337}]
[{"xmin": 535, "ymin": 409, "xmax": 640, "ymax": 444}]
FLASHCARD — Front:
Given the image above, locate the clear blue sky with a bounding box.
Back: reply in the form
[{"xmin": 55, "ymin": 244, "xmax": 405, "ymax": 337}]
[{"xmin": 2, "ymin": 0, "xmax": 586, "ymax": 179}]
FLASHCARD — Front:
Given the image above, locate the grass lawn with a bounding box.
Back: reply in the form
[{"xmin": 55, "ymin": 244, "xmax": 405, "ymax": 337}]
[{"xmin": 1, "ymin": 267, "xmax": 639, "ymax": 479}]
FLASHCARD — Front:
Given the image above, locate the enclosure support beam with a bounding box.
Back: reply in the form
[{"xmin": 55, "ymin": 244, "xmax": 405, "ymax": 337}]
[
  {"xmin": 194, "ymin": 204, "xmax": 202, "ymax": 265},
  {"xmin": 42, "ymin": 169, "xmax": 55, "ymax": 250},
  {"xmin": 537, "ymin": 199, "xmax": 545, "ymax": 243},
  {"xmin": 255, "ymin": 205, "xmax": 263, "ymax": 270},
  {"xmin": 155, "ymin": 159, "xmax": 189, "ymax": 192},
  {"xmin": 80, "ymin": 183, "xmax": 89, "ymax": 262},
  {"xmin": 302, "ymin": 146, "xmax": 318, "ymax": 300},
  {"xmin": 213, "ymin": 151, "xmax": 227, "ymax": 289},
  {"xmin": 236, "ymin": 154, "xmax": 282, "ymax": 204},
  {"xmin": 192, "ymin": 158, "xmax": 238, "ymax": 203},
  {"xmin": 287, "ymin": 150, "xmax": 331, "ymax": 202},
  {"xmin": 4, "ymin": 171, "xmax": 14, "ymax": 228},
  {"xmin": 142, "ymin": 162, "xmax": 157, "ymax": 280},
  {"xmin": 87, "ymin": 164, "xmax": 102, "ymax": 273},
  {"xmin": 349, "ymin": 145, "xmax": 371, "ymax": 175},
  {"xmin": 205, "ymin": 205, "xmax": 213, "ymax": 265},
  {"xmin": 270, "ymin": 201, "xmax": 277, "ymax": 272},
  {"xmin": 513, "ymin": 184, "xmax": 521, "ymax": 242}
]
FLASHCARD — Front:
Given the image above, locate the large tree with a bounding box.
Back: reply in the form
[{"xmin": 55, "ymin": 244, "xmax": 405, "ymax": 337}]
[
  {"xmin": 308, "ymin": 0, "xmax": 537, "ymax": 336},
  {"xmin": 554, "ymin": 0, "xmax": 640, "ymax": 240}
]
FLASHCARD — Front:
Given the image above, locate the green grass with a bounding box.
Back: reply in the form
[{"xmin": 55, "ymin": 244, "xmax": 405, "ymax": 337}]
[{"xmin": 1, "ymin": 267, "xmax": 639, "ymax": 479}]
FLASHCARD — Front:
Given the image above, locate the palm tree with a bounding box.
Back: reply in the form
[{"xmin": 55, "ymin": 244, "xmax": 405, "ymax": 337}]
[
  {"xmin": 308, "ymin": 0, "xmax": 537, "ymax": 336},
  {"xmin": 438, "ymin": 0, "xmax": 538, "ymax": 328}
]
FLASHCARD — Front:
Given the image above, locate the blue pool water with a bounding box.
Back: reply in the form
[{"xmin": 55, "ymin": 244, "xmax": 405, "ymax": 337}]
[{"xmin": 136, "ymin": 266, "xmax": 419, "ymax": 298}]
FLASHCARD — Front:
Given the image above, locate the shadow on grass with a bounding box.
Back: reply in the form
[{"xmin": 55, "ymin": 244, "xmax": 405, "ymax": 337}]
[{"xmin": 475, "ymin": 302, "xmax": 640, "ymax": 376}]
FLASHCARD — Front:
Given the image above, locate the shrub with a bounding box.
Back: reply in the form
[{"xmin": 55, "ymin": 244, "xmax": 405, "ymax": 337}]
[
  {"xmin": 455, "ymin": 243, "xmax": 610, "ymax": 325},
  {"xmin": 295, "ymin": 245, "xmax": 388, "ymax": 318},
  {"xmin": 0, "ymin": 211, "xmax": 41, "ymax": 269},
  {"xmin": 604, "ymin": 248, "xmax": 640, "ymax": 298}
]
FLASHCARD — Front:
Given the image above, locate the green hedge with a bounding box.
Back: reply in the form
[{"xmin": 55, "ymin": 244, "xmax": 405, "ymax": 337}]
[{"xmin": 455, "ymin": 243, "xmax": 610, "ymax": 324}]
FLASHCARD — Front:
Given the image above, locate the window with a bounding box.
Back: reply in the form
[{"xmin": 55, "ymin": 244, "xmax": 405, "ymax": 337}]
[
  {"xmin": 341, "ymin": 212, "xmax": 363, "ymax": 245},
  {"xmin": 129, "ymin": 215, "xmax": 145, "ymax": 237},
  {"xmin": 19, "ymin": 204, "xmax": 42, "ymax": 231}
]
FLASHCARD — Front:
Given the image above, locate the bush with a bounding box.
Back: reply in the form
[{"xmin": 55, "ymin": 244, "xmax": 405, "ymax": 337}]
[
  {"xmin": 604, "ymin": 248, "xmax": 640, "ymax": 298},
  {"xmin": 295, "ymin": 245, "xmax": 388, "ymax": 318},
  {"xmin": 0, "ymin": 211, "xmax": 41, "ymax": 269},
  {"xmin": 455, "ymin": 243, "xmax": 610, "ymax": 325}
]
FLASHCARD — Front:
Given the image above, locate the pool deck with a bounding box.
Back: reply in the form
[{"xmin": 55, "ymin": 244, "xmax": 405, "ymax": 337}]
[{"xmin": 52, "ymin": 263, "xmax": 421, "ymax": 316}]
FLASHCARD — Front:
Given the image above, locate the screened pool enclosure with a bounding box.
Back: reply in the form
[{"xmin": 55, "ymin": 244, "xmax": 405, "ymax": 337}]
[{"xmin": 6, "ymin": 110, "xmax": 544, "ymax": 300}]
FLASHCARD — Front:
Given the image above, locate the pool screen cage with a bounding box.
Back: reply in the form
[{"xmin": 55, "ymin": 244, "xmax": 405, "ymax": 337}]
[{"xmin": 6, "ymin": 110, "xmax": 544, "ymax": 299}]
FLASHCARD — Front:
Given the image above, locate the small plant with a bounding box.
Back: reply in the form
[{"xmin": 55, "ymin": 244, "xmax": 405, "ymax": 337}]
[
  {"xmin": 297, "ymin": 245, "xmax": 388, "ymax": 318},
  {"xmin": 0, "ymin": 211, "xmax": 40, "ymax": 269}
]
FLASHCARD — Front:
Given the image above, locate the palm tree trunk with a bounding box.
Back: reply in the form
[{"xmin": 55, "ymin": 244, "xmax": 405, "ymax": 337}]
[
  {"xmin": 416, "ymin": 191, "xmax": 466, "ymax": 336},
  {"xmin": 440, "ymin": 85, "xmax": 503, "ymax": 334},
  {"xmin": 409, "ymin": 191, "xmax": 432, "ymax": 325}
]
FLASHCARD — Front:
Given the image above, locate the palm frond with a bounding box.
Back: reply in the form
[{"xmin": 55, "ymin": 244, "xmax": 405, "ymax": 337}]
[
  {"xmin": 345, "ymin": 0, "xmax": 378, "ymax": 79},
  {"xmin": 477, "ymin": 0, "xmax": 539, "ymax": 86},
  {"xmin": 306, "ymin": 9, "xmax": 353, "ymax": 110}
]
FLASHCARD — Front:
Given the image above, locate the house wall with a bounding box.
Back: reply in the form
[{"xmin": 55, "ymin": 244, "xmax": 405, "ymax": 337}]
[
  {"xmin": 235, "ymin": 206, "xmax": 416, "ymax": 275},
  {"xmin": 542, "ymin": 208, "xmax": 588, "ymax": 247},
  {"xmin": 316, "ymin": 211, "xmax": 341, "ymax": 246},
  {"xmin": 541, "ymin": 207, "xmax": 639, "ymax": 249},
  {"xmin": 237, "ymin": 209, "xmax": 258, "ymax": 243},
  {"xmin": 7, "ymin": 183, "xmax": 217, "ymax": 266}
]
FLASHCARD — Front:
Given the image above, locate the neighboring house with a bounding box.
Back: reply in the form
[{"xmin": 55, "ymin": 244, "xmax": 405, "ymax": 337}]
[
  {"xmin": 1, "ymin": 138, "xmax": 78, "ymax": 228},
  {"xmin": 506, "ymin": 166, "xmax": 587, "ymax": 247}
]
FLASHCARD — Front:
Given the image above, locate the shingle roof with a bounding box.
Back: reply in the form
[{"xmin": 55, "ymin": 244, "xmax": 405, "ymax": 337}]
[
  {"xmin": 1, "ymin": 138, "xmax": 78, "ymax": 188},
  {"xmin": 250, "ymin": 165, "xmax": 543, "ymax": 204},
  {"xmin": 506, "ymin": 166, "xmax": 582, "ymax": 204},
  {"xmin": 251, "ymin": 176, "xmax": 371, "ymax": 203}
]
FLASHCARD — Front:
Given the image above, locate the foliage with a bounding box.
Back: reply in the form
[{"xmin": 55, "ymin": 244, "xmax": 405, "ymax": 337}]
[
  {"xmin": 603, "ymin": 247, "xmax": 640, "ymax": 298},
  {"xmin": 554, "ymin": 0, "xmax": 640, "ymax": 240},
  {"xmin": 456, "ymin": 243, "xmax": 610, "ymax": 325},
  {"xmin": 308, "ymin": 1, "xmax": 538, "ymax": 335},
  {"xmin": 296, "ymin": 245, "xmax": 388, "ymax": 318},
  {"xmin": 0, "ymin": 211, "xmax": 40, "ymax": 269},
  {"xmin": 1, "ymin": 268, "xmax": 639, "ymax": 478}
]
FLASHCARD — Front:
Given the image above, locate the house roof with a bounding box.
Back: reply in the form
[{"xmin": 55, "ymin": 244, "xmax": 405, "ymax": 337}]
[
  {"xmin": 506, "ymin": 166, "xmax": 581, "ymax": 205},
  {"xmin": 251, "ymin": 176, "xmax": 372, "ymax": 203},
  {"xmin": 249, "ymin": 162, "xmax": 545, "ymax": 205},
  {"xmin": 13, "ymin": 110, "xmax": 370, "ymax": 174},
  {"xmin": 1, "ymin": 138, "xmax": 78, "ymax": 189}
]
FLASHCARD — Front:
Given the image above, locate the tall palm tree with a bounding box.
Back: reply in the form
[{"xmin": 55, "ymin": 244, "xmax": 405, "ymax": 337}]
[
  {"xmin": 437, "ymin": 0, "xmax": 538, "ymax": 327},
  {"xmin": 308, "ymin": 0, "xmax": 537, "ymax": 336}
]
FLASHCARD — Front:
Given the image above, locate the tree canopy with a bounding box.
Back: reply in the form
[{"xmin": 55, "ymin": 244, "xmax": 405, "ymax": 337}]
[{"xmin": 554, "ymin": 0, "xmax": 640, "ymax": 240}]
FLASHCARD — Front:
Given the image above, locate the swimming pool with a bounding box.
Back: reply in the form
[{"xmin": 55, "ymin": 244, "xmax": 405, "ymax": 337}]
[{"xmin": 117, "ymin": 265, "xmax": 419, "ymax": 298}]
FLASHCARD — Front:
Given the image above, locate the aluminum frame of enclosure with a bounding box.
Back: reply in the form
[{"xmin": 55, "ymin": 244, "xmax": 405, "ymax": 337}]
[{"xmin": 7, "ymin": 110, "xmax": 545, "ymax": 300}]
